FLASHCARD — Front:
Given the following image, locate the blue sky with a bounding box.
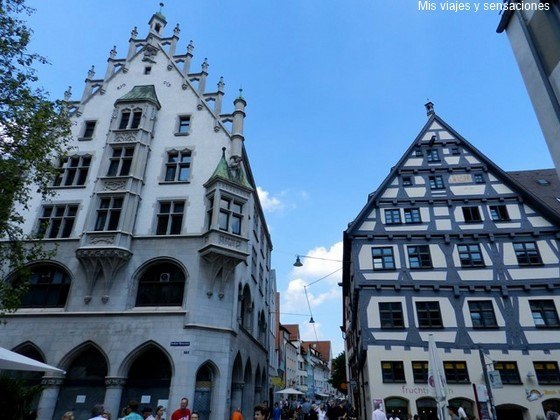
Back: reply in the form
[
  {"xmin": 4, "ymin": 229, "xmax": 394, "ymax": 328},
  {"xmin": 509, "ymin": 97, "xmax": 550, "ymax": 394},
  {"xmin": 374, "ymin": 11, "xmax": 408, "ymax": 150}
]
[{"xmin": 25, "ymin": 1, "xmax": 553, "ymax": 356}]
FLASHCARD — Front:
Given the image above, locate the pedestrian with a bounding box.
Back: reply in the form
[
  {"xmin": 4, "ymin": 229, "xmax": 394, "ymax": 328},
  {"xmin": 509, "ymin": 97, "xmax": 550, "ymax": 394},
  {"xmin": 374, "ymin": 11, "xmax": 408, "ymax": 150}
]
[
  {"xmin": 272, "ymin": 402, "xmax": 282, "ymax": 420},
  {"xmin": 255, "ymin": 405, "xmax": 270, "ymax": 420},
  {"xmin": 89, "ymin": 404, "xmax": 106, "ymax": 420},
  {"xmin": 102, "ymin": 410, "xmax": 112, "ymax": 420},
  {"xmin": 447, "ymin": 406, "xmax": 460, "ymax": 420},
  {"xmin": 457, "ymin": 403, "xmax": 468, "ymax": 420},
  {"xmin": 191, "ymin": 411, "xmax": 200, "ymax": 420},
  {"xmin": 171, "ymin": 398, "xmax": 191, "ymax": 420},
  {"xmin": 62, "ymin": 412, "xmax": 74, "ymax": 420},
  {"xmin": 142, "ymin": 407, "xmax": 155, "ymax": 420},
  {"xmin": 372, "ymin": 402, "xmax": 387, "ymax": 420},
  {"xmin": 231, "ymin": 407, "xmax": 243, "ymax": 420},
  {"xmin": 154, "ymin": 406, "xmax": 165, "ymax": 420},
  {"xmin": 124, "ymin": 401, "xmax": 143, "ymax": 420},
  {"xmin": 546, "ymin": 404, "xmax": 560, "ymax": 420}
]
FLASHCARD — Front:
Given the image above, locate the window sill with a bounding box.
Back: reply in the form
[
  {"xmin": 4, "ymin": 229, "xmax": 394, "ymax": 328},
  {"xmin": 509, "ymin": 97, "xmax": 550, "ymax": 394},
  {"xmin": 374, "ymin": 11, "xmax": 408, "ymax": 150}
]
[
  {"xmin": 409, "ymin": 267, "xmax": 434, "ymax": 270},
  {"xmin": 174, "ymin": 132, "xmax": 190, "ymax": 137},
  {"xmin": 517, "ymin": 263, "xmax": 544, "ymax": 267},
  {"xmin": 459, "ymin": 265, "xmax": 487, "ymax": 269},
  {"xmin": 372, "ymin": 268, "xmax": 397, "ymax": 272},
  {"xmin": 78, "ymin": 137, "xmax": 93, "ymax": 141},
  {"xmin": 382, "ymin": 380, "xmax": 406, "ymax": 384},
  {"xmin": 48, "ymin": 185, "xmax": 87, "ymax": 189},
  {"xmin": 158, "ymin": 181, "xmax": 191, "ymax": 185}
]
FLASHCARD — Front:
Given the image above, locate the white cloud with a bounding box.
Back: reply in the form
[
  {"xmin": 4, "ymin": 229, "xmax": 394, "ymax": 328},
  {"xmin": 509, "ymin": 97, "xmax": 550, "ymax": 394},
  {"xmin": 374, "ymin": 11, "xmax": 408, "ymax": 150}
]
[
  {"xmin": 291, "ymin": 241, "xmax": 343, "ymax": 286},
  {"xmin": 257, "ymin": 186, "xmax": 284, "ymax": 213}
]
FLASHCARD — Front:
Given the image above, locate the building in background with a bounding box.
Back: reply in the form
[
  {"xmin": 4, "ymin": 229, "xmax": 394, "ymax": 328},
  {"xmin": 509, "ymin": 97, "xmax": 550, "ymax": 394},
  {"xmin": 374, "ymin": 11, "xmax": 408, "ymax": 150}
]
[
  {"xmin": 497, "ymin": 0, "xmax": 560, "ymax": 179},
  {"xmin": 342, "ymin": 104, "xmax": 560, "ymax": 420},
  {"xmin": 1, "ymin": 8, "xmax": 274, "ymax": 420}
]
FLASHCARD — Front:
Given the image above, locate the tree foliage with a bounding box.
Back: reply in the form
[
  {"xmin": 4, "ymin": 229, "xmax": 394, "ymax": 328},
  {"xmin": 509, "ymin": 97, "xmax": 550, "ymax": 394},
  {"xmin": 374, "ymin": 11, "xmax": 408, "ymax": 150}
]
[
  {"xmin": 328, "ymin": 351, "xmax": 348, "ymax": 395},
  {"xmin": 0, "ymin": 0, "xmax": 71, "ymax": 314}
]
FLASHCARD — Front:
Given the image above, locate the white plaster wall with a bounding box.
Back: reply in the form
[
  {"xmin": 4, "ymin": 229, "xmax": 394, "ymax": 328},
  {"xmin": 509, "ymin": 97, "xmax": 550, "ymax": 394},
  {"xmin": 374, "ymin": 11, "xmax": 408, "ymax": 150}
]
[
  {"xmin": 491, "ymin": 184, "xmax": 514, "ymax": 194},
  {"xmin": 405, "ymin": 187, "xmax": 426, "ymax": 198},
  {"xmin": 509, "ymin": 267, "xmax": 560, "ymax": 280},
  {"xmin": 457, "ymin": 270, "xmax": 494, "ymax": 281},
  {"xmin": 433, "ymin": 207, "xmax": 449, "ymax": 217},
  {"xmin": 465, "ymin": 156, "xmax": 481, "ymax": 164},
  {"xmin": 449, "ymin": 185, "xmax": 486, "ymax": 196},
  {"xmin": 403, "ymin": 158, "xmax": 423, "ymax": 167},
  {"xmin": 528, "ymin": 216, "xmax": 553, "ymax": 227},
  {"xmin": 435, "ymin": 220, "xmax": 452, "ymax": 230},
  {"xmin": 410, "ymin": 271, "xmax": 446, "ymax": 281},
  {"xmin": 444, "ymin": 156, "xmax": 460, "ymax": 165},
  {"xmin": 382, "ymin": 188, "xmax": 399, "ymax": 198},
  {"xmin": 359, "ymin": 221, "xmax": 376, "ymax": 231}
]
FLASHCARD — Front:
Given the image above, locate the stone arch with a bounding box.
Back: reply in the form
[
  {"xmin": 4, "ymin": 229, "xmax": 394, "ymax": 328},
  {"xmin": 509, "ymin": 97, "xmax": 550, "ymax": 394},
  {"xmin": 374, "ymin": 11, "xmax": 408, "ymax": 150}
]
[
  {"xmin": 415, "ymin": 397, "xmax": 437, "ymax": 420},
  {"xmin": 193, "ymin": 360, "xmax": 219, "ymax": 420},
  {"xmin": 383, "ymin": 396, "xmax": 409, "ymax": 419},
  {"xmin": 496, "ymin": 402, "xmax": 528, "ymax": 420},
  {"xmin": 542, "ymin": 399, "xmax": 560, "ymax": 416},
  {"xmin": 119, "ymin": 341, "xmax": 173, "ymax": 410},
  {"xmin": 11, "ymin": 341, "xmax": 46, "ymax": 363},
  {"xmin": 258, "ymin": 310, "xmax": 266, "ymax": 344},
  {"xmin": 242, "ymin": 358, "xmax": 253, "ymax": 416},
  {"xmin": 254, "ymin": 365, "xmax": 262, "ymax": 405},
  {"xmin": 230, "ymin": 352, "xmax": 244, "ymax": 414},
  {"xmin": 240, "ymin": 284, "xmax": 253, "ymax": 331},
  {"xmin": 133, "ymin": 257, "xmax": 188, "ymax": 307},
  {"xmin": 8, "ymin": 342, "xmax": 47, "ymax": 413},
  {"xmin": 448, "ymin": 397, "xmax": 475, "ymax": 419},
  {"xmin": 54, "ymin": 342, "xmax": 109, "ymax": 420}
]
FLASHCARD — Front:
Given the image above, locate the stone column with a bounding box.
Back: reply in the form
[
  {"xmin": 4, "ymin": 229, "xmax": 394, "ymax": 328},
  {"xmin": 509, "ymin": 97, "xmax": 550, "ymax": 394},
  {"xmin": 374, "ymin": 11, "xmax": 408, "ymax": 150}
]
[
  {"xmin": 38, "ymin": 376, "xmax": 65, "ymax": 419},
  {"xmin": 104, "ymin": 377, "xmax": 127, "ymax": 418}
]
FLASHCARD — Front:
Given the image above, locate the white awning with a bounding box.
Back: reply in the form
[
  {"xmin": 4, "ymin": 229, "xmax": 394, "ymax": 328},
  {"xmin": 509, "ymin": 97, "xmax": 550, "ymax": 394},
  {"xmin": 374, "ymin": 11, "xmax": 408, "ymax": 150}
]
[{"xmin": 0, "ymin": 347, "xmax": 65, "ymax": 373}]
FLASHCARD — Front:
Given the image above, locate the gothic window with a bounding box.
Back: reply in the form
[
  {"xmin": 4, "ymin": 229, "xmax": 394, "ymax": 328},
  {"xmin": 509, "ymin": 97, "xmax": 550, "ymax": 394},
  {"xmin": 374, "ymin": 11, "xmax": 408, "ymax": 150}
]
[
  {"xmin": 408, "ymin": 245, "xmax": 432, "ymax": 269},
  {"xmin": 444, "ymin": 361, "xmax": 470, "ymax": 383},
  {"xmin": 16, "ymin": 264, "xmax": 71, "ymax": 308},
  {"xmin": 38, "ymin": 204, "xmax": 78, "ymax": 239},
  {"xmin": 412, "ymin": 361, "xmax": 429, "ymax": 383},
  {"xmin": 381, "ymin": 361, "xmax": 405, "ymax": 383},
  {"xmin": 177, "ymin": 115, "xmax": 191, "ymax": 134},
  {"xmin": 54, "ymin": 155, "xmax": 91, "ymax": 187},
  {"xmin": 136, "ymin": 261, "xmax": 186, "ymax": 306},
  {"xmin": 107, "ymin": 146, "xmax": 134, "ymax": 176},
  {"xmin": 530, "ymin": 300, "xmax": 560, "ymax": 327},
  {"xmin": 489, "ymin": 205, "xmax": 509, "ymax": 221},
  {"xmin": 118, "ymin": 111, "xmax": 131, "ymax": 129},
  {"xmin": 404, "ymin": 208, "xmax": 422, "ymax": 223},
  {"xmin": 379, "ymin": 302, "xmax": 404, "ymax": 328},
  {"xmin": 384, "ymin": 209, "xmax": 401, "ymax": 224},
  {"xmin": 457, "ymin": 244, "xmax": 485, "ymax": 267},
  {"xmin": 462, "ymin": 206, "xmax": 482, "ymax": 223},
  {"xmin": 468, "ymin": 300, "xmax": 498, "ymax": 328},
  {"xmin": 372, "ymin": 247, "xmax": 395, "ymax": 270},
  {"xmin": 251, "ymin": 247, "xmax": 258, "ymax": 280},
  {"xmin": 118, "ymin": 109, "xmax": 142, "ymax": 130},
  {"xmin": 82, "ymin": 121, "xmax": 97, "ymax": 139},
  {"xmin": 534, "ymin": 361, "xmax": 560, "ymax": 385},
  {"xmin": 156, "ymin": 201, "xmax": 184, "ymax": 235},
  {"xmin": 94, "ymin": 196, "xmax": 123, "ymax": 231},
  {"xmin": 513, "ymin": 242, "xmax": 543, "ymax": 266},
  {"xmin": 239, "ymin": 284, "xmax": 253, "ymax": 331},
  {"xmin": 429, "ymin": 175, "xmax": 444, "ymax": 190},
  {"xmin": 493, "ymin": 362, "xmax": 522, "ymax": 384},
  {"xmin": 416, "ymin": 301, "xmax": 443, "ymax": 328},
  {"xmin": 164, "ymin": 150, "xmax": 192, "ymax": 182}
]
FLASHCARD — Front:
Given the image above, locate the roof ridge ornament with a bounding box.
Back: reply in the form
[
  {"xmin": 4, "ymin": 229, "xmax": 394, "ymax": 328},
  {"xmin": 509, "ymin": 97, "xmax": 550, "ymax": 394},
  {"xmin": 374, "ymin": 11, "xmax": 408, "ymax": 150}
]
[{"xmin": 425, "ymin": 99, "xmax": 435, "ymax": 117}]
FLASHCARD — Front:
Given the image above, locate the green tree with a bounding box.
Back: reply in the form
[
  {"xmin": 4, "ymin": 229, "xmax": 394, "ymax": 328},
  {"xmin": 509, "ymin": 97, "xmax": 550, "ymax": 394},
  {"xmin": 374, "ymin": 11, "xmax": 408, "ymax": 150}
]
[
  {"xmin": 329, "ymin": 351, "xmax": 348, "ymax": 395},
  {"xmin": 0, "ymin": 0, "xmax": 71, "ymax": 314}
]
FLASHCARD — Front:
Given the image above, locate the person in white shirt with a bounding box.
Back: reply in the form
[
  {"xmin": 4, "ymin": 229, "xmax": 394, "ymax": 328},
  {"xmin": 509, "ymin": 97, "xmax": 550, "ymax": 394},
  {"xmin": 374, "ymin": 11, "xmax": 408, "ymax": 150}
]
[
  {"xmin": 372, "ymin": 402, "xmax": 387, "ymax": 420},
  {"xmin": 457, "ymin": 404, "xmax": 467, "ymax": 419},
  {"xmin": 89, "ymin": 404, "xmax": 106, "ymax": 420}
]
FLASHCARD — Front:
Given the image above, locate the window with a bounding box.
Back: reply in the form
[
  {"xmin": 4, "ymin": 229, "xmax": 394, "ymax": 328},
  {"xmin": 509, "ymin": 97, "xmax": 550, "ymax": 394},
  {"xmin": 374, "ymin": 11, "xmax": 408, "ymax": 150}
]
[
  {"xmin": 444, "ymin": 361, "xmax": 470, "ymax": 383},
  {"xmin": 462, "ymin": 206, "xmax": 482, "ymax": 223},
  {"xmin": 493, "ymin": 362, "xmax": 521, "ymax": 384},
  {"xmin": 251, "ymin": 247, "xmax": 258, "ymax": 279},
  {"xmin": 118, "ymin": 111, "xmax": 130, "ymax": 129},
  {"xmin": 402, "ymin": 176, "xmax": 413, "ymax": 186},
  {"xmin": 94, "ymin": 196, "xmax": 123, "ymax": 231},
  {"xmin": 474, "ymin": 173, "xmax": 484, "ymax": 183},
  {"xmin": 144, "ymin": 66, "xmax": 152, "ymax": 75},
  {"xmin": 458, "ymin": 244, "xmax": 485, "ymax": 267},
  {"xmin": 107, "ymin": 146, "xmax": 134, "ymax": 176},
  {"xmin": 414, "ymin": 149, "xmax": 423, "ymax": 157},
  {"xmin": 177, "ymin": 116, "xmax": 191, "ymax": 134},
  {"xmin": 219, "ymin": 197, "xmax": 243, "ymax": 235},
  {"xmin": 381, "ymin": 361, "xmax": 406, "ymax": 383},
  {"xmin": 156, "ymin": 201, "xmax": 184, "ymax": 235},
  {"xmin": 136, "ymin": 261, "xmax": 185, "ymax": 306},
  {"xmin": 534, "ymin": 361, "xmax": 560, "ymax": 385},
  {"xmin": 530, "ymin": 300, "xmax": 560, "ymax": 327},
  {"xmin": 379, "ymin": 302, "xmax": 404, "ymax": 328},
  {"xmin": 404, "ymin": 208, "xmax": 422, "ymax": 223},
  {"xmin": 165, "ymin": 150, "xmax": 192, "ymax": 182},
  {"xmin": 131, "ymin": 111, "xmax": 142, "ymax": 129},
  {"xmin": 536, "ymin": 179, "xmax": 551, "ymax": 186},
  {"xmin": 408, "ymin": 245, "xmax": 432, "ymax": 269},
  {"xmin": 489, "ymin": 205, "xmax": 509, "ymax": 221},
  {"xmin": 513, "ymin": 242, "xmax": 542, "ymax": 266},
  {"xmin": 451, "ymin": 147, "xmax": 460, "ymax": 155},
  {"xmin": 82, "ymin": 121, "xmax": 96, "ymax": 139},
  {"xmin": 54, "ymin": 155, "xmax": 91, "ymax": 187},
  {"xmin": 385, "ymin": 209, "xmax": 401, "ymax": 224},
  {"xmin": 372, "ymin": 247, "xmax": 395, "ymax": 270},
  {"xmin": 118, "ymin": 110, "xmax": 142, "ymax": 129},
  {"xmin": 412, "ymin": 361, "xmax": 429, "ymax": 383},
  {"xmin": 427, "ymin": 149, "xmax": 440, "ymax": 162},
  {"xmin": 469, "ymin": 301, "xmax": 498, "ymax": 328},
  {"xmin": 16, "ymin": 265, "xmax": 71, "ymax": 308},
  {"xmin": 416, "ymin": 301, "xmax": 443, "ymax": 328},
  {"xmin": 429, "ymin": 175, "xmax": 444, "ymax": 190},
  {"xmin": 38, "ymin": 204, "xmax": 78, "ymax": 239}
]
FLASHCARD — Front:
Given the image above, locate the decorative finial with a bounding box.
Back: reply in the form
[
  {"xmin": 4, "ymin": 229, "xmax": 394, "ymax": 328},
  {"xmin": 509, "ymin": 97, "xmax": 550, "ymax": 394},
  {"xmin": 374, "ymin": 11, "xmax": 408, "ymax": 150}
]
[
  {"xmin": 87, "ymin": 65, "xmax": 95, "ymax": 79},
  {"xmin": 222, "ymin": 147, "xmax": 226, "ymax": 157},
  {"xmin": 202, "ymin": 58, "xmax": 209, "ymax": 72},
  {"xmin": 109, "ymin": 45, "xmax": 117, "ymax": 59},
  {"xmin": 218, "ymin": 76, "xmax": 225, "ymax": 91},
  {"xmin": 159, "ymin": 2, "xmax": 164, "ymax": 12},
  {"xmin": 425, "ymin": 100, "xmax": 435, "ymax": 117},
  {"xmin": 64, "ymin": 86, "xmax": 72, "ymax": 101},
  {"xmin": 131, "ymin": 26, "xmax": 138, "ymax": 39},
  {"xmin": 238, "ymin": 87, "xmax": 244, "ymax": 99},
  {"xmin": 187, "ymin": 40, "xmax": 194, "ymax": 54},
  {"xmin": 174, "ymin": 23, "xmax": 180, "ymax": 36}
]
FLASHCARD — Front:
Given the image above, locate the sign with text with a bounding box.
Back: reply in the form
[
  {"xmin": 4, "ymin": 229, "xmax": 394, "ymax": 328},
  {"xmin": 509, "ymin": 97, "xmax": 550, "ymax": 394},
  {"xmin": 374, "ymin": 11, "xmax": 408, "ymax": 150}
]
[{"xmin": 170, "ymin": 341, "xmax": 190, "ymax": 347}]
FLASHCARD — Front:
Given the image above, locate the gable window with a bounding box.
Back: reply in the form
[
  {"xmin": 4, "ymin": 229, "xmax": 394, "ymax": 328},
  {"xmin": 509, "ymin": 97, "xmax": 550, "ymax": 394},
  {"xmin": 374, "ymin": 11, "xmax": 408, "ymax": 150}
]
[
  {"xmin": 404, "ymin": 208, "xmax": 422, "ymax": 223},
  {"xmin": 384, "ymin": 209, "xmax": 401, "ymax": 224},
  {"xmin": 94, "ymin": 196, "xmax": 123, "ymax": 231},
  {"xmin": 536, "ymin": 179, "xmax": 551, "ymax": 186},
  {"xmin": 416, "ymin": 301, "xmax": 443, "ymax": 328},
  {"xmin": 489, "ymin": 205, "xmax": 509, "ymax": 221},
  {"xmin": 530, "ymin": 300, "xmax": 560, "ymax": 327},
  {"xmin": 82, "ymin": 121, "xmax": 96, "ymax": 139},
  {"xmin": 54, "ymin": 155, "xmax": 91, "ymax": 187},
  {"xmin": 429, "ymin": 175, "xmax": 444, "ymax": 190},
  {"xmin": 444, "ymin": 361, "xmax": 470, "ymax": 383},
  {"xmin": 177, "ymin": 115, "xmax": 191, "ymax": 134},
  {"xmin": 468, "ymin": 300, "xmax": 498, "ymax": 328},
  {"xmin": 534, "ymin": 361, "xmax": 560, "ymax": 385},
  {"xmin": 462, "ymin": 206, "xmax": 482, "ymax": 223},
  {"xmin": 513, "ymin": 242, "xmax": 543, "ymax": 266},
  {"xmin": 412, "ymin": 361, "xmax": 429, "ymax": 383},
  {"xmin": 381, "ymin": 361, "xmax": 406, "ymax": 383},
  {"xmin": 144, "ymin": 66, "xmax": 152, "ymax": 75},
  {"xmin": 219, "ymin": 197, "xmax": 243, "ymax": 235},
  {"xmin": 473, "ymin": 173, "xmax": 484, "ymax": 183},
  {"xmin": 402, "ymin": 176, "xmax": 413, "ymax": 186},
  {"xmin": 458, "ymin": 244, "xmax": 484, "ymax": 267},
  {"xmin": 372, "ymin": 247, "xmax": 395, "ymax": 270},
  {"xmin": 493, "ymin": 362, "xmax": 522, "ymax": 384},
  {"xmin": 379, "ymin": 302, "xmax": 404, "ymax": 328},
  {"xmin": 451, "ymin": 147, "xmax": 460, "ymax": 155},
  {"xmin": 156, "ymin": 201, "xmax": 184, "ymax": 235},
  {"xmin": 107, "ymin": 146, "xmax": 134, "ymax": 177},
  {"xmin": 414, "ymin": 149, "xmax": 423, "ymax": 157},
  {"xmin": 136, "ymin": 261, "xmax": 185, "ymax": 306},
  {"xmin": 165, "ymin": 150, "xmax": 192, "ymax": 182},
  {"xmin": 38, "ymin": 204, "xmax": 78, "ymax": 239},
  {"xmin": 407, "ymin": 245, "xmax": 432, "ymax": 269},
  {"xmin": 16, "ymin": 265, "xmax": 71, "ymax": 308},
  {"xmin": 427, "ymin": 149, "xmax": 440, "ymax": 162}
]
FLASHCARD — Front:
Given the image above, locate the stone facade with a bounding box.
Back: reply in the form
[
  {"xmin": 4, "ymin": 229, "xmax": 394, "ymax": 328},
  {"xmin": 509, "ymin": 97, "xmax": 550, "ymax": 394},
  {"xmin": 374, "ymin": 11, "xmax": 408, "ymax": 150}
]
[{"xmin": 1, "ymin": 9, "xmax": 273, "ymax": 420}]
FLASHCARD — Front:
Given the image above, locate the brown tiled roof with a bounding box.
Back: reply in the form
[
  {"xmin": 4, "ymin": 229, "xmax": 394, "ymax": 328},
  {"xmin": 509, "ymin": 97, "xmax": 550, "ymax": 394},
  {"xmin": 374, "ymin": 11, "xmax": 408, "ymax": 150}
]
[
  {"xmin": 302, "ymin": 341, "xmax": 331, "ymax": 362},
  {"xmin": 282, "ymin": 324, "xmax": 300, "ymax": 341},
  {"xmin": 506, "ymin": 169, "xmax": 560, "ymax": 217}
]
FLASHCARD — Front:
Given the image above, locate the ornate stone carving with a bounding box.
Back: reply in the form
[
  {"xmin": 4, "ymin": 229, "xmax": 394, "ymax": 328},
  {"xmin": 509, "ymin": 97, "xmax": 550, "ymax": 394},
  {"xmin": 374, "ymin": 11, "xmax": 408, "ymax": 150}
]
[
  {"xmin": 113, "ymin": 133, "xmax": 137, "ymax": 143},
  {"xmin": 103, "ymin": 180, "xmax": 126, "ymax": 191},
  {"xmin": 105, "ymin": 377, "xmax": 127, "ymax": 387},
  {"xmin": 90, "ymin": 235, "xmax": 116, "ymax": 245}
]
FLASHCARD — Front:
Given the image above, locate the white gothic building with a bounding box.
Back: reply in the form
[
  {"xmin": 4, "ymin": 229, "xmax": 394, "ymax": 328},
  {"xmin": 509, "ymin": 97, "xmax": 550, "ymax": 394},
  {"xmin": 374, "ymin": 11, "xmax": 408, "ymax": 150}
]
[{"xmin": 1, "ymin": 9, "xmax": 274, "ymax": 420}]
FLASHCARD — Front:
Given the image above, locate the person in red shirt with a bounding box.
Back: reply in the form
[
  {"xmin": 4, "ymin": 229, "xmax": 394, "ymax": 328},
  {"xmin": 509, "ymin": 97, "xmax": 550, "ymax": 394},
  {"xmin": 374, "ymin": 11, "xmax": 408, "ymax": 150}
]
[{"xmin": 171, "ymin": 398, "xmax": 191, "ymax": 420}]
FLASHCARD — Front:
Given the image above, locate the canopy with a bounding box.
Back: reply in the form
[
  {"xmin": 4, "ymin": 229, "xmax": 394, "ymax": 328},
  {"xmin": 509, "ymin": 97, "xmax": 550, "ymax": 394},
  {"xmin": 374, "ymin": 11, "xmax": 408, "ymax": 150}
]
[
  {"xmin": 275, "ymin": 387, "xmax": 304, "ymax": 395},
  {"xmin": 0, "ymin": 347, "xmax": 65, "ymax": 373}
]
